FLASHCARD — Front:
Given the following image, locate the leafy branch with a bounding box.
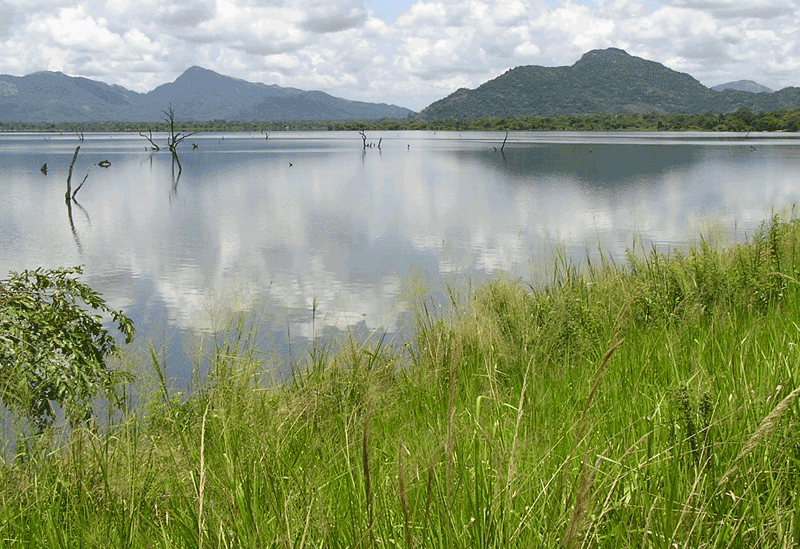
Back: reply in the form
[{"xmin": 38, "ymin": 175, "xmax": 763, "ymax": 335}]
[{"xmin": 0, "ymin": 266, "xmax": 135, "ymax": 431}]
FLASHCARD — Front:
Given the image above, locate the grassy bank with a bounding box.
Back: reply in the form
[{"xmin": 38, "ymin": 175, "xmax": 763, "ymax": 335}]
[{"xmin": 2, "ymin": 216, "xmax": 800, "ymax": 548}]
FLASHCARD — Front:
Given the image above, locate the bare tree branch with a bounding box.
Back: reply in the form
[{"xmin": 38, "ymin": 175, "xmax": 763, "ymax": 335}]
[
  {"xmin": 138, "ymin": 130, "xmax": 160, "ymax": 151},
  {"xmin": 163, "ymin": 106, "xmax": 196, "ymax": 153},
  {"xmin": 72, "ymin": 168, "xmax": 91, "ymax": 199}
]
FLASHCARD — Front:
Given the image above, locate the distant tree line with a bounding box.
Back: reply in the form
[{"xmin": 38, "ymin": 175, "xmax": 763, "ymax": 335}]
[{"xmin": 2, "ymin": 107, "xmax": 800, "ymax": 133}]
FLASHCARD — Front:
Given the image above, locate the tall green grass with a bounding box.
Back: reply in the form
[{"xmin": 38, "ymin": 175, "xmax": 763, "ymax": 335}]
[{"xmin": 2, "ymin": 215, "xmax": 800, "ymax": 548}]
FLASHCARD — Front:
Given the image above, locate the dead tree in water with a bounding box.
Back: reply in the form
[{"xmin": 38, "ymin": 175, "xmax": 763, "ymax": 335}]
[
  {"xmin": 65, "ymin": 146, "xmax": 90, "ymax": 201},
  {"xmin": 359, "ymin": 130, "xmax": 367, "ymax": 150},
  {"xmin": 64, "ymin": 147, "xmax": 90, "ymax": 254},
  {"xmin": 63, "ymin": 145, "xmax": 90, "ymax": 251},
  {"xmin": 65, "ymin": 146, "xmax": 80, "ymax": 202},
  {"xmin": 163, "ymin": 106, "xmax": 195, "ymax": 154},
  {"xmin": 138, "ymin": 106, "xmax": 195, "ymax": 154},
  {"xmin": 139, "ymin": 130, "xmax": 160, "ymax": 151}
]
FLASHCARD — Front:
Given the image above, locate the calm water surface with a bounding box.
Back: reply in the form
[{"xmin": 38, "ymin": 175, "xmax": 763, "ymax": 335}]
[{"xmin": 2, "ymin": 130, "xmax": 799, "ymax": 381}]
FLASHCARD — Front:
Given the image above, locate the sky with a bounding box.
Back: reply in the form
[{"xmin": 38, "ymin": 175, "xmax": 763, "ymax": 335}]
[{"xmin": 0, "ymin": 0, "xmax": 799, "ymax": 112}]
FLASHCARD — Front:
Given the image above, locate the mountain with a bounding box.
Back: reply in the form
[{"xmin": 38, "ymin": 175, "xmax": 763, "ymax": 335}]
[
  {"xmin": 711, "ymin": 80, "xmax": 774, "ymax": 94},
  {"xmin": 234, "ymin": 90, "xmax": 416, "ymax": 121},
  {"xmin": 415, "ymin": 48, "xmax": 799, "ymax": 120},
  {"xmin": 0, "ymin": 71, "xmax": 141, "ymax": 122},
  {"xmin": 0, "ymin": 66, "xmax": 413, "ymax": 122},
  {"xmin": 3, "ymin": 53, "xmax": 798, "ymax": 123}
]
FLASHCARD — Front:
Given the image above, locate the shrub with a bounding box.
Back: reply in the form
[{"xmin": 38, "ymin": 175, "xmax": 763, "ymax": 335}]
[{"xmin": 0, "ymin": 266, "xmax": 134, "ymax": 431}]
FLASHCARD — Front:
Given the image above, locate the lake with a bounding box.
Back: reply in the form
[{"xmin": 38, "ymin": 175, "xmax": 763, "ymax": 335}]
[{"xmin": 2, "ymin": 130, "xmax": 799, "ymax": 382}]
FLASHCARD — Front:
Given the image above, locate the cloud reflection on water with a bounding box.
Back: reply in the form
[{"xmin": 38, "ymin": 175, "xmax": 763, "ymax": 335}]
[{"xmin": 1, "ymin": 131, "xmax": 800, "ymax": 378}]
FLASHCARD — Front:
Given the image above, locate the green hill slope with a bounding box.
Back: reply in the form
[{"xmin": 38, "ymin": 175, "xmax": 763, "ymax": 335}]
[{"xmin": 416, "ymin": 48, "xmax": 799, "ymax": 120}]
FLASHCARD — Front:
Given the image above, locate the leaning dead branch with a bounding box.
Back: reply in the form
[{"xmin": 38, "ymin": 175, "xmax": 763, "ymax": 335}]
[
  {"xmin": 139, "ymin": 130, "xmax": 160, "ymax": 151},
  {"xmin": 72, "ymin": 168, "xmax": 91, "ymax": 199}
]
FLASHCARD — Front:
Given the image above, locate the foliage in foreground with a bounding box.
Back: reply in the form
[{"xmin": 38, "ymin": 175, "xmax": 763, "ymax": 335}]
[
  {"xmin": 2, "ymin": 217, "xmax": 800, "ymax": 547},
  {"xmin": 0, "ymin": 266, "xmax": 134, "ymax": 431}
]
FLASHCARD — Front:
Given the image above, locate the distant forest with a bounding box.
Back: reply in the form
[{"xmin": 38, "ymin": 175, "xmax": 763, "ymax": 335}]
[{"xmin": 3, "ymin": 107, "xmax": 800, "ymax": 133}]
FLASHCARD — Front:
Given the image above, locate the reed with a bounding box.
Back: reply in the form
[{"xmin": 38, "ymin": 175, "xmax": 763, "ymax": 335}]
[{"xmin": 397, "ymin": 443, "xmax": 412, "ymax": 549}]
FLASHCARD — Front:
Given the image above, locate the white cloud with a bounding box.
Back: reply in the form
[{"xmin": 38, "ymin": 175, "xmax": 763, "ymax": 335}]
[
  {"xmin": 667, "ymin": 0, "xmax": 795, "ymax": 19},
  {"xmin": 515, "ymin": 41, "xmax": 541, "ymax": 57},
  {"xmin": 394, "ymin": 2, "xmax": 451, "ymax": 28},
  {"xmin": 123, "ymin": 28, "xmax": 162, "ymax": 54},
  {"xmin": 0, "ymin": 0, "xmax": 798, "ymax": 111},
  {"xmin": 29, "ymin": 6, "xmax": 122, "ymax": 51}
]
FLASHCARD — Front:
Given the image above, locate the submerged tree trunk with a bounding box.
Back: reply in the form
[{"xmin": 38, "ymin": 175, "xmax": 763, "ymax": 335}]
[{"xmin": 65, "ymin": 146, "xmax": 80, "ymax": 202}]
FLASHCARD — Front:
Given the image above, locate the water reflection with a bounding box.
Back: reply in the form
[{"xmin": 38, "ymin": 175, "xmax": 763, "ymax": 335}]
[{"xmin": 1, "ymin": 131, "xmax": 799, "ymax": 380}]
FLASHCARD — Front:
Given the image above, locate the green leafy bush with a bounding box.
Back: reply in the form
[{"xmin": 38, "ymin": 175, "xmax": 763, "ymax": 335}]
[{"xmin": 0, "ymin": 266, "xmax": 134, "ymax": 431}]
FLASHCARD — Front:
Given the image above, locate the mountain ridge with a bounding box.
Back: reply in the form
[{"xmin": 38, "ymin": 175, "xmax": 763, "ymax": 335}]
[
  {"xmin": 0, "ymin": 66, "xmax": 413, "ymax": 122},
  {"xmin": 2, "ymin": 51, "xmax": 798, "ymax": 123},
  {"xmin": 415, "ymin": 48, "xmax": 799, "ymax": 121},
  {"xmin": 711, "ymin": 79, "xmax": 774, "ymax": 94}
]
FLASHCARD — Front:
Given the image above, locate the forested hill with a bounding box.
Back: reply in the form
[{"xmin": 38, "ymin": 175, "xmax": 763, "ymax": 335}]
[{"xmin": 416, "ymin": 48, "xmax": 800, "ymax": 121}]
